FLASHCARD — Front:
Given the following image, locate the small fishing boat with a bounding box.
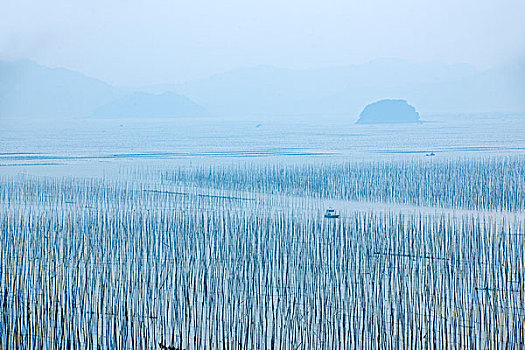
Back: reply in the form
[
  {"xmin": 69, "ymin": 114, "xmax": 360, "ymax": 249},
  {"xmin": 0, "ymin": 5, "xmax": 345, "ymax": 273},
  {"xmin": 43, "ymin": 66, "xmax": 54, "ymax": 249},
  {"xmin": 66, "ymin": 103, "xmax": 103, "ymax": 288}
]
[{"xmin": 324, "ymin": 209, "xmax": 340, "ymax": 219}]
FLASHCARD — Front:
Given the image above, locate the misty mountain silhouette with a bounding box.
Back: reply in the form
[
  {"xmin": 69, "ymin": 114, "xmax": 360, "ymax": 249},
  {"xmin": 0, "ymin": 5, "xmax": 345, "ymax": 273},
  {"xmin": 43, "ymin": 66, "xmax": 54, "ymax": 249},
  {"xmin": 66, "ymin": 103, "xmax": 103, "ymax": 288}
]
[
  {"xmin": 91, "ymin": 91, "xmax": 210, "ymax": 118},
  {"xmin": 1, "ymin": 58, "xmax": 524, "ymax": 119},
  {"xmin": 0, "ymin": 59, "xmax": 122, "ymax": 118},
  {"xmin": 357, "ymin": 99, "xmax": 421, "ymax": 124},
  {"xmin": 0, "ymin": 60, "xmax": 208, "ymax": 119},
  {"xmin": 166, "ymin": 59, "xmax": 525, "ymax": 118}
]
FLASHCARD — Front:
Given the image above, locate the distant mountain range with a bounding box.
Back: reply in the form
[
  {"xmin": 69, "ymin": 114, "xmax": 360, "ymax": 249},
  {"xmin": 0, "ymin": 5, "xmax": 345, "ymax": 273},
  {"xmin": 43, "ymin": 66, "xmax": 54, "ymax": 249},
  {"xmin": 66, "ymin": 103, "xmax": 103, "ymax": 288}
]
[
  {"xmin": 167, "ymin": 59, "xmax": 525, "ymax": 117},
  {"xmin": 91, "ymin": 91, "xmax": 210, "ymax": 118},
  {"xmin": 0, "ymin": 60, "xmax": 209, "ymax": 119},
  {"xmin": 0, "ymin": 59, "xmax": 121, "ymax": 118},
  {"xmin": 1, "ymin": 58, "xmax": 524, "ymax": 119}
]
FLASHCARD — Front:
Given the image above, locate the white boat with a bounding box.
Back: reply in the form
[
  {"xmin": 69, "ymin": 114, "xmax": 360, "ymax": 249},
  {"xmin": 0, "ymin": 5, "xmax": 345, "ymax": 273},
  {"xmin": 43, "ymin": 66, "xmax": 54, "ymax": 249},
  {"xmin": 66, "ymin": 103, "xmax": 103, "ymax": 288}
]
[{"xmin": 324, "ymin": 209, "xmax": 340, "ymax": 219}]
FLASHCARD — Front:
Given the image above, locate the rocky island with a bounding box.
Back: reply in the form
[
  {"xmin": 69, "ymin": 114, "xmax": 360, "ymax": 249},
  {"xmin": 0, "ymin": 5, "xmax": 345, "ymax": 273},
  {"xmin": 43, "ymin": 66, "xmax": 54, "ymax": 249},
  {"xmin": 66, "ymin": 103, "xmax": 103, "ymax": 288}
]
[{"xmin": 357, "ymin": 99, "xmax": 421, "ymax": 124}]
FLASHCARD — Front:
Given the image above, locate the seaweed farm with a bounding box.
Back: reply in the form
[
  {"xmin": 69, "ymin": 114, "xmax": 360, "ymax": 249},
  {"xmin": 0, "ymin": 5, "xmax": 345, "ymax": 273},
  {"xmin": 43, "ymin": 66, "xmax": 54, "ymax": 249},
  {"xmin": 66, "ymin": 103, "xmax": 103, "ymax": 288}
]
[{"xmin": 1, "ymin": 158, "xmax": 524, "ymax": 348}]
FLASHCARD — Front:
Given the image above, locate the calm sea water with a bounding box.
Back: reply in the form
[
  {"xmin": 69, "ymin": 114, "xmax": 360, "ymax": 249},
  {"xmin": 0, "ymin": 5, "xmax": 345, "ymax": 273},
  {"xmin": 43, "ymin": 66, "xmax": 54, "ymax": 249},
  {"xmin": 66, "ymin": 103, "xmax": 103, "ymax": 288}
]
[{"xmin": 2, "ymin": 113, "xmax": 524, "ymax": 175}]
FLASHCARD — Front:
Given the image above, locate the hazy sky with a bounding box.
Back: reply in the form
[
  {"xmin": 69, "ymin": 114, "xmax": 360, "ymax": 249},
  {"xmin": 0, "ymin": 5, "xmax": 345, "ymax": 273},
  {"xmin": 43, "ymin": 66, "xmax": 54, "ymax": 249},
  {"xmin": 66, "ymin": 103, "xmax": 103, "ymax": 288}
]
[{"xmin": 2, "ymin": 0, "xmax": 525, "ymax": 86}]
